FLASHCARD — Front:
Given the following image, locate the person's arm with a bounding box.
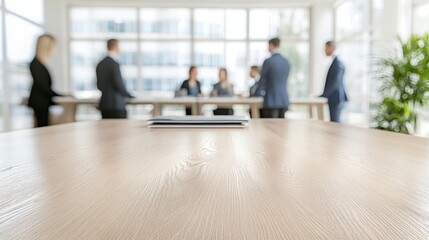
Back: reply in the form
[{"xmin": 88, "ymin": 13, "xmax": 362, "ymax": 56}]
[
  {"xmin": 254, "ymin": 83, "xmax": 265, "ymax": 97},
  {"xmin": 112, "ymin": 63, "xmax": 134, "ymax": 98},
  {"xmin": 322, "ymin": 64, "xmax": 344, "ymax": 97},
  {"xmin": 180, "ymin": 80, "xmax": 187, "ymax": 90},
  {"xmin": 228, "ymin": 84, "xmax": 234, "ymax": 96},
  {"xmin": 30, "ymin": 64, "xmax": 62, "ymax": 97},
  {"xmin": 96, "ymin": 65, "xmax": 102, "ymax": 91},
  {"xmin": 210, "ymin": 84, "xmax": 218, "ymax": 97},
  {"xmin": 197, "ymin": 81, "xmax": 202, "ymax": 94}
]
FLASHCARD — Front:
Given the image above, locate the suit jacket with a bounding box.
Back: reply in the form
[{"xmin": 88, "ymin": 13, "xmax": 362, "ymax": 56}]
[
  {"xmin": 96, "ymin": 56, "xmax": 133, "ymax": 111},
  {"xmin": 249, "ymin": 80, "xmax": 265, "ymax": 97},
  {"xmin": 212, "ymin": 82, "xmax": 234, "ymax": 97},
  {"xmin": 28, "ymin": 57, "xmax": 62, "ymax": 109},
  {"xmin": 180, "ymin": 79, "xmax": 202, "ymax": 96},
  {"xmin": 259, "ymin": 53, "xmax": 290, "ymax": 108},
  {"xmin": 321, "ymin": 57, "xmax": 348, "ymax": 106}
]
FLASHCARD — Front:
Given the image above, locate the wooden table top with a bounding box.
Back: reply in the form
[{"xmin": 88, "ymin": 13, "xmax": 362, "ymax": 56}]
[{"xmin": 1, "ymin": 120, "xmax": 429, "ymax": 239}]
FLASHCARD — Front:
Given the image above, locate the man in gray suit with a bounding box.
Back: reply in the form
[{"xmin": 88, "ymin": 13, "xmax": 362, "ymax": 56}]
[
  {"xmin": 259, "ymin": 38, "xmax": 291, "ymax": 118},
  {"xmin": 96, "ymin": 39, "xmax": 134, "ymax": 119}
]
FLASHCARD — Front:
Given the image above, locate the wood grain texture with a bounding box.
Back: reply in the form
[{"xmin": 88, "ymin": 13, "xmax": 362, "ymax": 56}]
[{"xmin": 1, "ymin": 120, "xmax": 429, "ymax": 239}]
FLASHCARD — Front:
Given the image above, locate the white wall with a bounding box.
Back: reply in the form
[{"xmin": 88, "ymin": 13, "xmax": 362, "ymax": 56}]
[
  {"xmin": 310, "ymin": 2, "xmax": 334, "ymax": 95},
  {"xmin": 373, "ymin": 0, "xmax": 412, "ymax": 55},
  {"xmin": 44, "ymin": 0, "xmax": 69, "ymax": 92}
]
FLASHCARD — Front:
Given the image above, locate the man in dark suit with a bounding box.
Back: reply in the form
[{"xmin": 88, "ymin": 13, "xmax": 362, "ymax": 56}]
[
  {"xmin": 259, "ymin": 38, "xmax": 291, "ymax": 118},
  {"xmin": 96, "ymin": 39, "xmax": 134, "ymax": 119},
  {"xmin": 320, "ymin": 41, "xmax": 348, "ymax": 123},
  {"xmin": 249, "ymin": 66, "xmax": 264, "ymax": 98}
]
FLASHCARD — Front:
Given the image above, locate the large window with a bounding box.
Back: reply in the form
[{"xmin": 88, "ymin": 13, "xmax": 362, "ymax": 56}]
[
  {"xmin": 69, "ymin": 7, "xmax": 310, "ymax": 98},
  {"xmin": 335, "ymin": 0, "xmax": 374, "ymax": 127},
  {"xmin": 0, "ymin": 0, "xmax": 44, "ymax": 132}
]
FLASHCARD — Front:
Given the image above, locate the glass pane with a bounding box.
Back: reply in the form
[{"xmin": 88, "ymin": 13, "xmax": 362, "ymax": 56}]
[
  {"xmin": 8, "ymin": 70, "xmax": 33, "ymax": 130},
  {"xmin": 5, "ymin": 0, "xmax": 44, "ymax": 24},
  {"xmin": 335, "ymin": 0, "xmax": 371, "ymax": 40},
  {"xmin": 249, "ymin": 9, "xmax": 310, "ymax": 40},
  {"xmin": 141, "ymin": 41, "xmax": 190, "ymax": 95},
  {"xmin": 70, "ymin": 8, "xmax": 138, "ymax": 39},
  {"xmin": 249, "ymin": 42, "xmax": 270, "ymax": 66},
  {"xmin": 0, "ymin": 11, "xmax": 3, "ymax": 63},
  {"xmin": 225, "ymin": 9, "xmax": 246, "ymax": 40},
  {"xmin": 140, "ymin": 8, "xmax": 191, "ymax": 39},
  {"xmin": 71, "ymin": 41, "xmax": 105, "ymax": 92},
  {"xmin": 194, "ymin": 9, "xmax": 225, "ymax": 39},
  {"xmin": 413, "ymin": 2, "xmax": 429, "ymax": 34},
  {"xmin": 337, "ymin": 35, "xmax": 372, "ymax": 126},
  {"xmin": 6, "ymin": 14, "xmax": 43, "ymax": 64},
  {"xmin": 194, "ymin": 42, "xmax": 225, "ymax": 93},
  {"xmin": 71, "ymin": 41, "xmax": 138, "ymax": 92},
  {"xmin": 225, "ymin": 42, "xmax": 246, "ymax": 93},
  {"xmin": 120, "ymin": 42, "xmax": 138, "ymax": 92},
  {"xmin": 250, "ymin": 41, "xmax": 309, "ymax": 98}
]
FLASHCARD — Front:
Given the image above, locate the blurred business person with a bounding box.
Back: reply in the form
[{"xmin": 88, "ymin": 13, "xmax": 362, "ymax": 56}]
[
  {"xmin": 28, "ymin": 34, "xmax": 64, "ymax": 127},
  {"xmin": 96, "ymin": 39, "xmax": 134, "ymax": 119},
  {"xmin": 248, "ymin": 66, "xmax": 265, "ymax": 118},
  {"xmin": 180, "ymin": 66, "xmax": 202, "ymax": 115},
  {"xmin": 259, "ymin": 38, "xmax": 290, "ymax": 118},
  {"xmin": 211, "ymin": 68, "xmax": 234, "ymax": 115},
  {"xmin": 249, "ymin": 66, "xmax": 264, "ymax": 98},
  {"xmin": 320, "ymin": 41, "xmax": 348, "ymax": 123}
]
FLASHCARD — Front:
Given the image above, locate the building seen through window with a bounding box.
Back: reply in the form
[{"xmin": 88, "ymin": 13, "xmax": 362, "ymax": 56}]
[{"xmin": 69, "ymin": 7, "xmax": 310, "ymax": 97}]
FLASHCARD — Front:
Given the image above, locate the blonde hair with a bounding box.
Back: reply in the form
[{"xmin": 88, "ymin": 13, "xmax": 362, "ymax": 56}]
[{"xmin": 36, "ymin": 34, "xmax": 56, "ymax": 65}]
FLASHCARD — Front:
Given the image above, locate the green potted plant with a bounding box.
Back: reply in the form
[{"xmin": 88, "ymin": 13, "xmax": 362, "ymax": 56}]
[{"xmin": 374, "ymin": 34, "xmax": 429, "ymax": 134}]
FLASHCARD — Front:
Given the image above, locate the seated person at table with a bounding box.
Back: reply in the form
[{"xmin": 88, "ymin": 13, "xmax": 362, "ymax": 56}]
[
  {"xmin": 210, "ymin": 68, "xmax": 234, "ymax": 115},
  {"xmin": 249, "ymin": 65, "xmax": 265, "ymax": 98},
  {"xmin": 248, "ymin": 66, "xmax": 264, "ymax": 118},
  {"xmin": 180, "ymin": 66, "xmax": 202, "ymax": 115}
]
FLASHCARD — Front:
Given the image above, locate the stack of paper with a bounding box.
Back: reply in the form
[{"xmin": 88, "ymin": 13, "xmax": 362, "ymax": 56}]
[{"xmin": 147, "ymin": 116, "xmax": 250, "ymax": 128}]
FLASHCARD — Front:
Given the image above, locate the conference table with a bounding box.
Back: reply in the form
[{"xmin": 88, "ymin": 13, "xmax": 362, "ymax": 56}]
[
  {"xmin": 1, "ymin": 120, "xmax": 429, "ymax": 239},
  {"xmin": 54, "ymin": 97, "xmax": 200, "ymax": 123},
  {"xmin": 52, "ymin": 96, "xmax": 328, "ymax": 123}
]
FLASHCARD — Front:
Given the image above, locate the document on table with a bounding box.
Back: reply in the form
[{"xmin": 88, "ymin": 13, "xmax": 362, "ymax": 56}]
[{"xmin": 147, "ymin": 116, "xmax": 250, "ymax": 128}]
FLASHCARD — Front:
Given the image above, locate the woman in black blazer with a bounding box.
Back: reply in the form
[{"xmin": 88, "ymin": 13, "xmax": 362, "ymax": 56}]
[
  {"xmin": 180, "ymin": 66, "xmax": 202, "ymax": 115},
  {"xmin": 28, "ymin": 34, "xmax": 63, "ymax": 127}
]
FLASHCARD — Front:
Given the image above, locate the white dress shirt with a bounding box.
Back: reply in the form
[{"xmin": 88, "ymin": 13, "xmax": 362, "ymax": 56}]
[{"xmin": 108, "ymin": 51, "xmax": 120, "ymax": 63}]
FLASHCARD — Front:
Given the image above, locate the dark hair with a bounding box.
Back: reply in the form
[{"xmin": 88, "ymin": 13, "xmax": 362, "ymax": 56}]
[
  {"xmin": 189, "ymin": 66, "xmax": 197, "ymax": 75},
  {"xmin": 250, "ymin": 65, "xmax": 260, "ymax": 73},
  {"xmin": 269, "ymin": 38, "xmax": 281, "ymax": 48},
  {"xmin": 107, "ymin": 39, "xmax": 119, "ymax": 51},
  {"xmin": 325, "ymin": 41, "xmax": 336, "ymax": 49},
  {"xmin": 219, "ymin": 68, "xmax": 229, "ymax": 81}
]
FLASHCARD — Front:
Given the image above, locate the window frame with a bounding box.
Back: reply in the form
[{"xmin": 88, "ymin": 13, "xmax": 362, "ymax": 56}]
[
  {"xmin": 67, "ymin": 5, "xmax": 312, "ymax": 96},
  {"xmin": 0, "ymin": 1, "xmax": 44, "ymax": 131}
]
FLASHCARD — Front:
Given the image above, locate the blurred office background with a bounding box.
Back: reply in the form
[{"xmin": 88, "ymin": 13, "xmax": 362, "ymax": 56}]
[{"xmin": 0, "ymin": 0, "xmax": 428, "ymax": 136}]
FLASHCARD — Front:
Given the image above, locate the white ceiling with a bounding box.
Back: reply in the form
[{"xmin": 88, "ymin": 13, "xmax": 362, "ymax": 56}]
[{"xmin": 65, "ymin": 0, "xmax": 335, "ymax": 7}]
